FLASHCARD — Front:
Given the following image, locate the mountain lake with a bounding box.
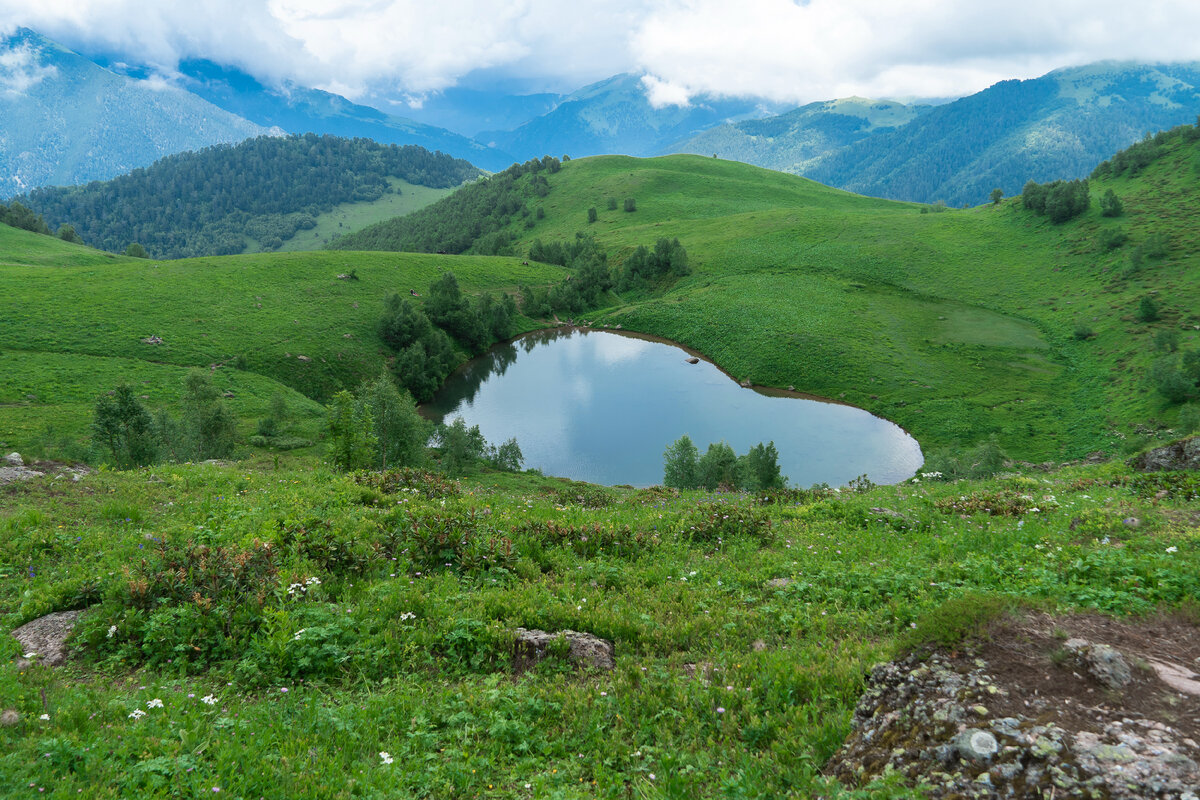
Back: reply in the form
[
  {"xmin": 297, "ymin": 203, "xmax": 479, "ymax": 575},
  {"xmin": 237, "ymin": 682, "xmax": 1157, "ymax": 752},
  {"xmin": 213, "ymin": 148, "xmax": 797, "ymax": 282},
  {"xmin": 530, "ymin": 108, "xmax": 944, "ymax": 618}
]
[{"xmin": 423, "ymin": 328, "xmax": 924, "ymax": 487}]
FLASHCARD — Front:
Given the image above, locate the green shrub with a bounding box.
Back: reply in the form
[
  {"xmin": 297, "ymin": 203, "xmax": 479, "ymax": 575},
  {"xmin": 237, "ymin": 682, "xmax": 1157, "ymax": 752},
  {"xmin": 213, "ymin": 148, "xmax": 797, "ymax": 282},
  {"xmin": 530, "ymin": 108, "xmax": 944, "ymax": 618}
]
[
  {"xmin": 393, "ymin": 508, "xmax": 515, "ymax": 575},
  {"xmin": 1099, "ymin": 227, "xmax": 1127, "ymax": 250},
  {"xmin": 900, "ymin": 593, "xmax": 1018, "ymax": 651},
  {"xmin": 680, "ymin": 503, "xmax": 773, "ymax": 544},
  {"xmin": 353, "ymin": 467, "xmax": 462, "ymax": 499}
]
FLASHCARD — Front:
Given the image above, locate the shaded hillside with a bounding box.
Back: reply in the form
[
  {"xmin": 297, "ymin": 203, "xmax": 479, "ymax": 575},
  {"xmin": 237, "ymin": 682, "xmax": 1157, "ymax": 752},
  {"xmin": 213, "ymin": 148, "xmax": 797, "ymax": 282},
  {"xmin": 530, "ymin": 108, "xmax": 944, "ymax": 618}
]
[
  {"xmin": 0, "ymin": 28, "xmax": 266, "ymax": 199},
  {"xmin": 333, "ymin": 156, "xmax": 562, "ymax": 255},
  {"xmin": 805, "ymin": 61, "xmax": 1200, "ymax": 205},
  {"xmin": 669, "ymin": 97, "xmax": 926, "ymax": 173},
  {"xmin": 20, "ymin": 135, "xmax": 480, "ymax": 259}
]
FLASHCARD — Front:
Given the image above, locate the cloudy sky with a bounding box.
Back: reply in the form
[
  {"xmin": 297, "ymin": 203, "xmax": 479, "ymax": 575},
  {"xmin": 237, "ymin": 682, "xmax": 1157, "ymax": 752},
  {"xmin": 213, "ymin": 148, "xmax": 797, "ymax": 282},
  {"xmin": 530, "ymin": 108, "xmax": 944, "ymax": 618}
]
[{"xmin": 3, "ymin": 0, "xmax": 1200, "ymax": 107}]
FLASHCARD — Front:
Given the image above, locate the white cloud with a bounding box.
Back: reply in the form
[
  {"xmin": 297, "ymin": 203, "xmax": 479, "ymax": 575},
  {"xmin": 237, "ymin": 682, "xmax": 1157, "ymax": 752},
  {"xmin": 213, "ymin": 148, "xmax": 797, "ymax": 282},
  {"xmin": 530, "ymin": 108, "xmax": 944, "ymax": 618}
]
[
  {"xmin": 0, "ymin": 43, "xmax": 57, "ymax": 96},
  {"xmin": 631, "ymin": 0, "xmax": 1200, "ymax": 104},
  {"xmin": 2, "ymin": 0, "xmax": 1200, "ymax": 105},
  {"xmin": 641, "ymin": 74, "xmax": 691, "ymax": 108}
]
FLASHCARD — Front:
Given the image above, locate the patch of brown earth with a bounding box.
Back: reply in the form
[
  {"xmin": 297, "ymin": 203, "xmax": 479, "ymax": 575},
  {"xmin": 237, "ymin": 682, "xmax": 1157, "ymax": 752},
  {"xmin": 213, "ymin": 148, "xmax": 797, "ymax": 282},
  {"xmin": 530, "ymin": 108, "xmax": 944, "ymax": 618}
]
[
  {"xmin": 829, "ymin": 610, "xmax": 1200, "ymax": 799},
  {"xmin": 974, "ymin": 611, "xmax": 1200, "ymax": 741}
]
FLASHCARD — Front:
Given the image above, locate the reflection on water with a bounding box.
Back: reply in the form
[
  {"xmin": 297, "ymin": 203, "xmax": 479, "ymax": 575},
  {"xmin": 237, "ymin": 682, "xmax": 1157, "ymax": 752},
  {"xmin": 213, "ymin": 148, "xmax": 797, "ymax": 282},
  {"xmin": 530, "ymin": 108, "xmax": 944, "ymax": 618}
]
[{"xmin": 423, "ymin": 328, "xmax": 923, "ymax": 488}]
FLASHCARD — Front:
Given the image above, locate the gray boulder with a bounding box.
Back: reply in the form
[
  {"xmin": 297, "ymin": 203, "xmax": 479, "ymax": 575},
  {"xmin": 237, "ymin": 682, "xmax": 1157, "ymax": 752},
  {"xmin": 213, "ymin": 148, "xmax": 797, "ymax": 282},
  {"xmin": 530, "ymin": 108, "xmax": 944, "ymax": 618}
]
[
  {"xmin": 1064, "ymin": 638, "xmax": 1132, "ymax": 690},
  {"xmin": 1128, "ymin": 436, "xmax": 1200, "ymax": 471},
  {"xmin": 3, "ymin": 452, "xmax": 22, "ymax": 466},
  {"xmin": 11, "ymin": 610, "xmax": 82, "ymax": 666},
  {"xmin": 513, "ymin": 628, "xmax": 614, "ymax": 672}
]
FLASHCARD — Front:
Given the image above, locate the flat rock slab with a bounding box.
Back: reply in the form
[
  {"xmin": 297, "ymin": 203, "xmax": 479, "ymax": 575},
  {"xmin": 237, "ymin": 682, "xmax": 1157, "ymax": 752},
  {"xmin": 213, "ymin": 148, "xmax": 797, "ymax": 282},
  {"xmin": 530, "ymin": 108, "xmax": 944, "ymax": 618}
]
[
  {"xmin": 1149, "ymin": 659, "xmax": 1200, "ymax": 696},
  {"xmin": 12, "ymin": 610, "xmax": 82, "ymax": 666},
  {"xmin": 513, "ymin": 628, "xmax": 614, "ymax": 672}
]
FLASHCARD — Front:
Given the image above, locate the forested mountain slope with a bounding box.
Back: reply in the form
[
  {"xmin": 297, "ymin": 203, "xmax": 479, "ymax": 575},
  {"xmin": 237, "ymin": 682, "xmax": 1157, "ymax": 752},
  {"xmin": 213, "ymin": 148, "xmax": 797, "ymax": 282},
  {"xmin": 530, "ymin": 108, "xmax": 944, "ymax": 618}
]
[
  {"xmin": 173, "ymin": 59, "xmax": 516, "ymax": 172},
  {"xmin": 19, "ymin": 135, "xmax": 480, "ymax": 258}
]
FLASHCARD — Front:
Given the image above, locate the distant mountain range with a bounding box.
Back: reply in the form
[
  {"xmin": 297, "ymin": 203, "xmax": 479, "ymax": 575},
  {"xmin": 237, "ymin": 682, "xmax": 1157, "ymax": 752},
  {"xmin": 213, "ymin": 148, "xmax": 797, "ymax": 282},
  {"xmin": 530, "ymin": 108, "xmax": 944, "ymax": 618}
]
[
  {"xmin": 669, "ymin": 97, "xmax": 929, "ymax": 174},
  {"xmin": 671, "ymin": 62, "xmax": 1200, "ymax": 205},
  {"xmin": 480, "ymin": 73, "xmax": 786, "ymax": 161},
  {"xmin": 9, "ymin": 25, "xmax": 1200, "ymax": 209},
  {"xmin": 0, "ymin": 28, "xmax": 268, "ymax": 200},
  {"xmin": 172, "ymin": 60, "xmax": 517, "ymax": 172}
]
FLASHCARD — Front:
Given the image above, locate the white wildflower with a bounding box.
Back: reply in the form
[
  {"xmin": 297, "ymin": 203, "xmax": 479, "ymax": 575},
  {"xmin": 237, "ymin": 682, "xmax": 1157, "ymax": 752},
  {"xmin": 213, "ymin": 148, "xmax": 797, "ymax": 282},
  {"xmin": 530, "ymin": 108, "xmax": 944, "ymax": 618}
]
[
  {"xmin": 147, "ymin": 698, "xmax": 163, "ymax": 708},
  {"xmin": 201, "ymin": 695, "xmax": 217, "ymax": 706},
  {"xmin": 128, "ymin": 708, "xmax": 146, "ymax": 719},
  {"xmin": 39, "ymin": 714, "xmax": 49, "ymax": 721},
  {"xmin": 107, "ymin": 625, "xmax": 117, "ymax": 639},
  {"xmin": 1166, "ymin": 546, "xmax": 1178, "ymax": 553},
  {"xmin": 379, "ymin": 752, "xmax": 394, "ymax": 765}
]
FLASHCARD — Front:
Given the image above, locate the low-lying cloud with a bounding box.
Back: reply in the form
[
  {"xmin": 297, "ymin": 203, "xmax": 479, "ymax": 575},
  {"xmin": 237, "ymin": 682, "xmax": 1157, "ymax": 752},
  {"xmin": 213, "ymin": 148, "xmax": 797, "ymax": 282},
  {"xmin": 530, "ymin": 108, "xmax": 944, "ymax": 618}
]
[{"xmin": 3, "ymin": 0, "xmax": 1200, "ymax": 106}]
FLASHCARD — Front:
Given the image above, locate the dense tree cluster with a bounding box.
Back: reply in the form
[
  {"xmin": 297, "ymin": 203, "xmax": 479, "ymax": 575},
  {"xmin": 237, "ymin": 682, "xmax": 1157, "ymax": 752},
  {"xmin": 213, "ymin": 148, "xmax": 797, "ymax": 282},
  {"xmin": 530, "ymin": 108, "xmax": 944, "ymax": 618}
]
[
  {"xmin": 326, "ymin": 372, "xmax": 431, "ymax": 471},
  {"xmin": 92, "ymin": 371, "xmax": 238, "ymax": 468},
  {"xmin": 1021, "ymin": 178, "xmax": 1091, "ymax": 223},
  {"xmin": 0, "ymin": 201, "xmax": 52, "ymax": 235},
  {"xmin": 615, "ymin": 237, "xmax": 690, "ymax": 291},
  {"xmin": 662, "ymin": 435, "xmax": 785, "ymax": 491},
  {"xmin": 521, "ymin": 234, "xmax": 690, "ymax": 316},
  {"xmin": 335, "ymin": 156, "xmax": 561, "ymax": 255},
  {"xmin": 520, "ymin": 234, "xmax": 612, "ymax": 316},
  {"xmin": 1092, "ymin": 120, "xmax": 1200, "ymax": 179},
  {"xmin": 379, "ymin": 273, "xmax": 518, "ymax": 401},
  {"xmin": 19, "ymin": 134, "xmax": 479, "ymax": 259}
]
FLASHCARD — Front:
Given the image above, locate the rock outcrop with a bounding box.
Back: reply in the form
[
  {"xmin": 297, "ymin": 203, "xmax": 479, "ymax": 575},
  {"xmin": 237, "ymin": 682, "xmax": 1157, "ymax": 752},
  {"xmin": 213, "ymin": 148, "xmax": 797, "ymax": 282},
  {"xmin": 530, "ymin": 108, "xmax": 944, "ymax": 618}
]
[
  {"xmin": 828, "ymin": 613, "xmax": 1200, "ymax": 799},
  {"xmin": 1129, "ymin": 436, "xmax": 1200, "ymax": 471},
  {"xmin": 11, "ymin": 610, "xmax": 83, "ymax": 667},
  {"xmin": 513, "ymin": 628, "xmax": 615, "ymax": 672}
]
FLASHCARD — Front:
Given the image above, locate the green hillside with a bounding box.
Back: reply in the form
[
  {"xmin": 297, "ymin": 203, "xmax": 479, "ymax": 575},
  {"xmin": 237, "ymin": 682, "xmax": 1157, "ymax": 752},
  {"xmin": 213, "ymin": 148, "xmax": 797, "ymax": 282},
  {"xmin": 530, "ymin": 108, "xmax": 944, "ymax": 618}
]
[
  {"xmin": 0, "ymin": 223, "xmax": 564, "ymax": 456},
  {"xmin": 274, "ymin": 178, "xmax": 455, "ymax": 252},
  {"xmin": 337, "ymin": 136, "xmax": 1200, "ymax": 462}
]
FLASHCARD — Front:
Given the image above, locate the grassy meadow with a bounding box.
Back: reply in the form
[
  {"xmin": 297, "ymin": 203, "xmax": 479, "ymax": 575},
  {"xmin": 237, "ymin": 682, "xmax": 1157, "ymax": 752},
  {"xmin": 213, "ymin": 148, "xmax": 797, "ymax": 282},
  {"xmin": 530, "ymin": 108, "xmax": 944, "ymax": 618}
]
[
  {"xmin": 2, "ymin": 457, "xmax": 1197, "ymax": 797},
  {"xmin": 274, "ymin": 178, "xmax": 456, "ymax": 253},
  {"xmin": 0, "ymin": 119, "xmax": 1199, "ymax": 800},
  {"xmin": 0, "ymin": 226, "xmax": 564, "ymax": 457}
]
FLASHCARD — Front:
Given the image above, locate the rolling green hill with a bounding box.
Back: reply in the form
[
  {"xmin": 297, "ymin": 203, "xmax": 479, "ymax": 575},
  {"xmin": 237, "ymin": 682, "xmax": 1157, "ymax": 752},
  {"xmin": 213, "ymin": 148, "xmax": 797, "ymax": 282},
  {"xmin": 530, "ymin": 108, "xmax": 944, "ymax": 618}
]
[
  {"xmin": 336, "ymin": 133, "xmax": 1200, "ymax": 463},
  {"xmin": 0, "ymin": 223, "xmax": 565, "ymax": 456}
]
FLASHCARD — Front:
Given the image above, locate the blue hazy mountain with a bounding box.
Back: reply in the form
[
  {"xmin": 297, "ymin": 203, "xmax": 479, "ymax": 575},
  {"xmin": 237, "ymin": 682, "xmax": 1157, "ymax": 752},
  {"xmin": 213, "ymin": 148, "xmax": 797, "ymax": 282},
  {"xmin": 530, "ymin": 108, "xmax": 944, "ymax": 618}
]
[
  {"xmin": 674, "ymin": 61, "xmax": 1200, "ymax": 205},
  {"xmin": 174, "ymin": 60, "xmax": 515, "ymax": 171},
  {"xmin": 668, "ymin": 97, "xmax": 929, "ymax": 174},
  {"xmin": 0, "ymin": 28, "xmax": 267, "ymax": 199},
  {"xmin": 481, "ymin": 73, "xmax": 786, "ymax": 161},
  {"xmin": 391, "ymin": 86, "xmax": 563, "ymax": 139}
]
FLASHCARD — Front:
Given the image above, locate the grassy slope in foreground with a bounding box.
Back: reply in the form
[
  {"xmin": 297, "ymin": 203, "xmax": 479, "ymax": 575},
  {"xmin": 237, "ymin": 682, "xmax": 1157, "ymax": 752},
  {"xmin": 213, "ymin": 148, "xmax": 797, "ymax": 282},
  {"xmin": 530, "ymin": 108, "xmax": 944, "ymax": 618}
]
[
  {"xmin": 1, "ymin": 457, "xmax": 1196, "ymax": 797},
  {"xmin": 0, "ymin": 225, "xmax": 565, "ymax": 454},
  {"xmin": 464, "ymin": 151, "xmax": 1199, "ymax": 462}
]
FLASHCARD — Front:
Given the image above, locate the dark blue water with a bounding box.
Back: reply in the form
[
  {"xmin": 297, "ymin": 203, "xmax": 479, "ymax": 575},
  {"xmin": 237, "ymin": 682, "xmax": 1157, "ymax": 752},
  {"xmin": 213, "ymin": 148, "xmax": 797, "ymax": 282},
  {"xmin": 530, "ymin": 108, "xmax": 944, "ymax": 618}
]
[{"xmin": 423, "ymin": 328, "xmax": 923, "ymax": 487}]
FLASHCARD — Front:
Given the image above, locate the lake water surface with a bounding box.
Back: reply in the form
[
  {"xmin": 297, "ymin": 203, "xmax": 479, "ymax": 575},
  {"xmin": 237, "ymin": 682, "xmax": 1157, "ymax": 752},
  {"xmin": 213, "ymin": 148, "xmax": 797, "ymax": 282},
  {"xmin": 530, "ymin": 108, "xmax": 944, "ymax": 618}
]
[{"xmin": 423, "ymin": 328, "xmax": 923, "ymax": 487}]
